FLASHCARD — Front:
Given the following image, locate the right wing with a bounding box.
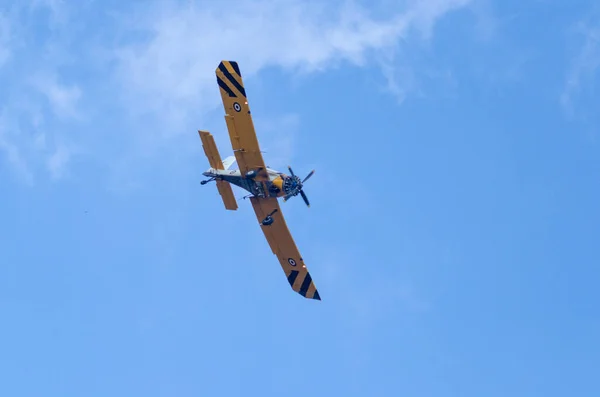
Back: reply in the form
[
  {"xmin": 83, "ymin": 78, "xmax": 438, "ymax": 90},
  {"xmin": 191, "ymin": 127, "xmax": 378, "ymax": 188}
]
[
  {"xmin": 215, "ymin": 60, "xmax": 269, "ymax": 181},
  {"xmin": 250, "ymin": 196, "xmax": 321, "ymax": 300}
]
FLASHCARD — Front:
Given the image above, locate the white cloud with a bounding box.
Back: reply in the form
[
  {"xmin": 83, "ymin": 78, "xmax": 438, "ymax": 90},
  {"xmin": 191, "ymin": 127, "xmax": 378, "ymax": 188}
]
[
  {"xmin": 0, "ymin": 2, "xmax": 81, "ymax": 184},
  {"xmin": 377, "ymin": 48, "xmax": 420, "ymax": 104},
  {"xmin": 31, "ymin": 73, "xmax": 82, "ymax": 120},
  {"xmin": 1, "ymin": 0, "xmax": 474, "ymax": 185},
  {"xmin": 95, "ymin": 0, "xmax": 474, "ymax": 190},
  {"xmin": 113, "ymin": 0, "xmax": 472, "ymax": 127},
  {"xmin": 404, "ymin": 0, "xmax": 472, "ymax": 40},
  {"xmin": 47, "ymin": 144, "xmax": 71, "ymax": 179},
  {"xmin": 561, "ymin": 20, "xmax": 600, "ymax": 117},
  {"xmin": 0, "ymin": 13, "xmax": 10, "ymax": 67},
  {"xmin": 0, "ymin": 81, "xmax": 77, "ymax": 184},
  {"xmin": 0, "ymin": 97, "xmax": 76, "ymax": 184},
  {"xmin": 0, "ymin": 114, "xmax": 34, "ymax": 185}
]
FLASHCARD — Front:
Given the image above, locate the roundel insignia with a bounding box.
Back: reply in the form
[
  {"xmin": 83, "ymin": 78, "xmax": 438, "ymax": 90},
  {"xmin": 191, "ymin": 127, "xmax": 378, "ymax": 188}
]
[
  {"xmin": 233, "ymin": 102, "xmax": 242, "ymax": 112},
  {"xmin": 288, "ymin": 258, "xmax": 296, "ymax": 266}
]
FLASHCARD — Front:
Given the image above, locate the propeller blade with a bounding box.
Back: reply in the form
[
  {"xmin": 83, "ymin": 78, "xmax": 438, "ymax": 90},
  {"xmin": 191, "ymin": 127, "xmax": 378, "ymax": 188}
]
[
  {"xmin": 300, "ymin": 189, "xmax": 310, "ymax": 207},
  {"xmin": 287, "ymin": 166, "xmax": 295, "ymax": 177},
  {"xmin": 302, "ymin": 169, "xmax": 315, "ymax": 183}
]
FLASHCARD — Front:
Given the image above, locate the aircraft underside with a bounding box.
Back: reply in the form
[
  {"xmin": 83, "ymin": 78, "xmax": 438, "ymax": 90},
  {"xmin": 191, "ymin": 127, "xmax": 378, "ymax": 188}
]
[{"xmin": 202, "ymin": 169, "xmax": 281, "ymax": 199}]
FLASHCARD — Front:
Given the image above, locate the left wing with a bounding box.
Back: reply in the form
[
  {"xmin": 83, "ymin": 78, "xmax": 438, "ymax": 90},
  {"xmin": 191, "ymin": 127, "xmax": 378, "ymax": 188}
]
[
  {"xmin": 215, "ymin": 60, "xmax": 268, "ymax": 181},
  {"xmin": 250, "ymin": 196, "xmax": 321, "ymax": 300}
]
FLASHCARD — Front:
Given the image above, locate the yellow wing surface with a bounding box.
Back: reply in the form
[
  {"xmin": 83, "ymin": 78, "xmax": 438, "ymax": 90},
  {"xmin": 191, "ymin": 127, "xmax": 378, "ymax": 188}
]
[
  {"xmin": 215, "ymin": 60, "xmax": 320, "ymax": 300},
  {"xmin": 250, "ymin": 197, "xmax": 321, "ymax": 300},
  {"xmin": 215, "ymin": 60, "xmax": 269, "ymax": 181},
  {"xmin": 198, "ymin": 130, "xmax": 238, "ymax": 211}
]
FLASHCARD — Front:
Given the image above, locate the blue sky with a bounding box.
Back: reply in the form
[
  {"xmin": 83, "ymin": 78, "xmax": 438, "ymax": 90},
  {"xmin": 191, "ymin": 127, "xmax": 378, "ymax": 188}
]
[{"xmin": 1, "ymin": 0, "xmax": 599, "ymax": 395}]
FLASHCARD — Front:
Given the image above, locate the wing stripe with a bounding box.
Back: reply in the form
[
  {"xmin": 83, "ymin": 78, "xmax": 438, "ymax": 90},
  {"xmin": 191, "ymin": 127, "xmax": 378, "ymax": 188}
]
[
  {"xmin": 217, "ymin": 76, "xmax": 236, "ymax": 98},
  {"xmin": 230, "ymin": 61, "xmax": 241, "ymax": 76},
  {"xmin": 218, "ymin": 62, "xmax": 247, "ymax": 98},
  {"xmin": 299, "ymin": 272, "xmax": 313, "ymax": 297},
  {"xmin": 313, "ymin": 290, "xmax": 321, "ymax": 300},
  {"xmin": 287, "ymin": 270, "xmax": 299, "ymax": 287}
]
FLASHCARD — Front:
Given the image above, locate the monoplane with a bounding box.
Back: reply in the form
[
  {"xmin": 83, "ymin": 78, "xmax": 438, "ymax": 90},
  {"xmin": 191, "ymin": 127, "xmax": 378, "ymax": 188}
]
[{"xmin": 198, "ymin": 60, "xmax": 321, "ymax": 301}]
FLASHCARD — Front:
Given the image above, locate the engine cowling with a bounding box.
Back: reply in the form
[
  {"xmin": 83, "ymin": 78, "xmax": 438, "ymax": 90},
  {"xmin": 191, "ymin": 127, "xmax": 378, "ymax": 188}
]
[{"xmin": 283, "ymin": 175, "xmax": 302, "ymax": 196}]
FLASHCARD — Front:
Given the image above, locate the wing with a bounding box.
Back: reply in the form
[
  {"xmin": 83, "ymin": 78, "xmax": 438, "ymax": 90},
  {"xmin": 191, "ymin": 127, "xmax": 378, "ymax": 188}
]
[
  {"xmin": 216, "ymin": 60, "xmax": 268, "ymax": 181},
  {"xmin": 250, "ymin": 196, "xmax": 321, "ymax": 300}
]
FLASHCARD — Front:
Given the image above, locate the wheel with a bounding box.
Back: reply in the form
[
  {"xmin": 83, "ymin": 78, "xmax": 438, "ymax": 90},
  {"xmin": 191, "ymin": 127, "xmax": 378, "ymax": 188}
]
[
  {"xmin": 261, "ymin": 216, "xmax": 274, "ymax": 226},
  {"xmin": 246, "ymin": 170, "xmax": 257, "ymax": 179},
  {"xmin": 201, "ymin": 180, "xmax": 207, "ymax": 185}
]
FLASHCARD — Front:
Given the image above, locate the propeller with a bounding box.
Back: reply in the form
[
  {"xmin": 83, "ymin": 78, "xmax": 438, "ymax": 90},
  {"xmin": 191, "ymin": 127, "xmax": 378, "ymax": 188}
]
[
  {"xmin": 302, "ymin": 170, "xmax": 315, "ymax": 183},
  {"xmin": 284, "ymin": 166, "xmax": 314, "ymax": 207},
  {"xmin": 299, "ymin": 189, "xmax": 310, "ymax": 207}
]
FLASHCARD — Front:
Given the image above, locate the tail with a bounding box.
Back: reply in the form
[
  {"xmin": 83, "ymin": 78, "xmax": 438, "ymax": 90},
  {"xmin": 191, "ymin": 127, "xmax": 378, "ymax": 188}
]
[
  {"xmin": 198, "ymin": 130, "xmax": 238, "ymax": 211},
  {"xmin": 222, "ymin": 156, "xmax": 236, "ymax": 170}
]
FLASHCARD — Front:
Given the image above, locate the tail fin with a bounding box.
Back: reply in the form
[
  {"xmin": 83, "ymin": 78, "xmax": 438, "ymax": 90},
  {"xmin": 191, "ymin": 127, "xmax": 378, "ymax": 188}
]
[
  {"xmin": 222, "ymin": 156, "xmax": 236, "ymax": 170},
  {"xmin": 198, "ymin": 130, "xmax": 238, "ymax": 211}
]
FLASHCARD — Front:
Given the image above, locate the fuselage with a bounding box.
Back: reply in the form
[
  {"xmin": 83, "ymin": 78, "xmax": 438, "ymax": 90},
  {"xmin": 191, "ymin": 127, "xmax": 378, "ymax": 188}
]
[{"xmin": 203, "ymin": 167, "xmax": 295, "ymax": 199}]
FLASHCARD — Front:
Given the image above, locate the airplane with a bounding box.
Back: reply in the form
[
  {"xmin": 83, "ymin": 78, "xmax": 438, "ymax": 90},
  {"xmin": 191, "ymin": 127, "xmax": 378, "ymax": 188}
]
[{"xmin": 197, "ymin": 60, "xmax": 321, "ymax": 301}]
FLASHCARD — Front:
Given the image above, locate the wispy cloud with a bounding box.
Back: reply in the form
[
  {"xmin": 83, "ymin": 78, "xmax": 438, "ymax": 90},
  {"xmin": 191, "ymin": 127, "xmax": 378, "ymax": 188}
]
[
  {"xmin": 1, "ymin": 0, "xmax": 473, "ymax": 184},
  {"xmin": 30, "ymin": 73, "xmax": 82, "ymax": 120},
  {"xmin": 561, "ymin": 18, "xmax": 600, "ymax": 118},
  {"xmin": 0, "ymin": 2, "xmax": 81, "ymax": 184},
  {"xmin": 0, "ymin": 111, "xmax": 34, "ymax": 185},
  {"xmin": 46, "ymin": 143, "xmax": 71, "ymax": 179},
  {"xmin": 102, "ymin": 0, "xmax": 473, "ymax": 188},
  {"xmin": 112, "ymin": 0, "xmax": 473, "ymax": 127},
  {"xmin": 0, "ymin": 13, "xmax": 10, "ymax": 68}
]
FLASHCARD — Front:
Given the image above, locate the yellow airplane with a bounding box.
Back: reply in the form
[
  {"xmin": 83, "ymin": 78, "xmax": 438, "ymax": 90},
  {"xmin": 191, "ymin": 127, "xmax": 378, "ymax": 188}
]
[{"xmin": 198, "ymin": 60, "xmax": 321, "ymax": 301}]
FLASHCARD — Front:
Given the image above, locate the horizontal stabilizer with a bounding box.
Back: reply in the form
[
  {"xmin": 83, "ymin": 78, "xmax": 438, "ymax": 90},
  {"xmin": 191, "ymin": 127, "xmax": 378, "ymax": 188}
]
[
  {"xmin": 198, "ymin": 130, "xmax": 238, "ymax": 211},
  {"xmin": 216, "ymin": 180, "xmax": 238, "ymax": 210},
  {"xmin": 199, "ymin": 130, "xmax": 224, "ymax": 170}
]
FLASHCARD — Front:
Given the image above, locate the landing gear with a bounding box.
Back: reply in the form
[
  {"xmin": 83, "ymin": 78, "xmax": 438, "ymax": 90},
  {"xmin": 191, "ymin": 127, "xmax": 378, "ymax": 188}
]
[
  {"xmin": 261, "ymin": 209, "xmax": 278, "ymax": 226},
  {"xmin": 200, "ymin": 177, "xmax": 216, "ymax": 185}
]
